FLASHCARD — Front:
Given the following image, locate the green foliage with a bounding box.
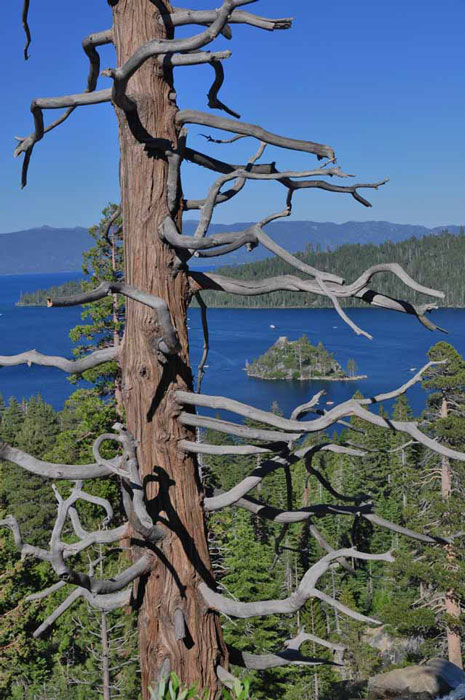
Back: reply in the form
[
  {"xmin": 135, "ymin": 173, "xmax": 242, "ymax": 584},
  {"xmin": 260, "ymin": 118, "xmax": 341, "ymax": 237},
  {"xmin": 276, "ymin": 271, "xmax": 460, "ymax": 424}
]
[
  {"xmin": 247, "ymin": 335, "xmax": 347, "ymax": 381},
  {"xmin": 68, "ymin": 203, "xmax": 124, "ymax": 399},
  {"xmin": 151, "ymin": 673, "xmax": 251, "ymax": 700},
  {"xmin": 8, "ymin": 202, "xmax": 465, "ymax": 696},
  {"xmin": 17, "ymin": 279, "xmax": 84, "ymax": 307},
  {"xmin": 0, "ymin": 390, "xmax": 140, "ymax": 699},
  {"xmin": 19, "ymin": 229, "xmax": 465, "ymax": 312},
  {"xmin": 189, "ymin": 229, "xmax": 465, "ymax": 308}
]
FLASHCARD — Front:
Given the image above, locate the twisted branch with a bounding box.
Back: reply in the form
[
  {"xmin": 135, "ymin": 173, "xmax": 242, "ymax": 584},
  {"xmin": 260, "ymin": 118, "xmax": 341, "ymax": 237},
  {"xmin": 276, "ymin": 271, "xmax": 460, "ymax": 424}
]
[
  {"xmin": 207, "ymin": 58, "xmax": 240, "ymax": 118},
  {"xmin": 0, "ymin": 442, "xmax": 114, "ymax": 479},
  {"xmin": 15, "ymin": 23, "xmax": 113, "ymax": 188},
  {"xmin": 169, "ymin": 8, "xmax": 293, "ymax": 33},
  {"xmin": 189, "ymin": 268, "xmax": 444, "ymax": 334},
  {"xmin": 176, "ymin": 110, "xmax": 334, "ymax": 159},
  {"xmin": 0, "ymin": 347, "xmax": 118, "ymax": 374},
  {"xmin": 175, "ymin": 363, "xmax": 465, "ymax": 462},
  {"xmin": 48, "ymin": 281, "xmax": 180, "ymax": 355},
  {"xmin": 200, "ymin": 548, "xmax": 393, "ymax": 622},
  {"xmin": 229, "ymin": 628, "xmax": 344, "ymax": 670},
  {"xmin": 104, "ymin": 0, "xmax": 255, "ymax": 110},
  {"xmin": 22, "ymin": 0, "xmax": 31, "ymax": 60},
  {"xmin": 203, "ymin": 444, "xmax": 363, "ymax": 512},
  {"xmin": 195, "ymin": 293, "xmax": 209, "ymax": 393},
  {"xmin": 93, "ymin": 424, "xmax": 165, "ymax": 542}
]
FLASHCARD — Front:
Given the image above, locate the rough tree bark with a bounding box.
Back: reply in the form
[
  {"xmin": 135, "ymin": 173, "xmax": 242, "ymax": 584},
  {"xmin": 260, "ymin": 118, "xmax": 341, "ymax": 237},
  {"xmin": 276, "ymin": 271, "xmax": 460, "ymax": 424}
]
[{"xmin": 112, "ymin": 2, "xmax": 226, "ymax": 695}]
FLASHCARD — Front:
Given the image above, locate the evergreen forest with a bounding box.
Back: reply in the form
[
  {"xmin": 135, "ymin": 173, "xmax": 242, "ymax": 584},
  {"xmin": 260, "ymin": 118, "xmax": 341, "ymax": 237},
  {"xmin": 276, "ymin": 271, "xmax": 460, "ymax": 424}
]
[
  {"xmin": 3, "ymin": 210, "xmax": 465, "ymax": 699},
  {"xmin": 17, "ymin": 228, "xmax": 465, "ymax": 311}
]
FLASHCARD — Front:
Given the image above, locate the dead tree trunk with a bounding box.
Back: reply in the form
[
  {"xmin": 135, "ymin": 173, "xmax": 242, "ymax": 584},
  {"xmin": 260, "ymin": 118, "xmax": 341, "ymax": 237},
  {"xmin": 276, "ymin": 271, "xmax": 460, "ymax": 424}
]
[
  {"xmin": 441, "ymin": 396, "xmax": 463, "ymax": 668},
  {"xmin": 112, "ymin": 2, "xmax": 226, "ymax": 695},
  {"xmin": 101, "ymin": 611, "xmax": 111, "ymax": 700}
]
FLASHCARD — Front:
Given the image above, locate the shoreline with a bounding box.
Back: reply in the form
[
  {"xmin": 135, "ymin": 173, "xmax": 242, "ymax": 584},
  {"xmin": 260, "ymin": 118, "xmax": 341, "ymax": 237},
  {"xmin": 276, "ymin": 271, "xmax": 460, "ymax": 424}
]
[
  {"xmin": 16, "ymin": 300, "xmax": 464, "ymax": 310},
  {"xmin": 246, "ymin": 373, "xmax": 368, "ymax": 382}
]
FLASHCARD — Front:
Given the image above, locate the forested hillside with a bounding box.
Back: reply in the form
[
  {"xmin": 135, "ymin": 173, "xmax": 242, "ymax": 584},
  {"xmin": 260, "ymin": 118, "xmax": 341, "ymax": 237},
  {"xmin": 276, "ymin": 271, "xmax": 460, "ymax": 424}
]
[
  {"xmin": 200, "ymin": 343, "xmax": 465, "ymax": 699},
  {"xmin": 18, "ymin": 229, "xmax": 465, "ymax": 310},
  {"xmin": 6, "ymin": 208, "xmax": 465, "ymax": 698},
  {"xmin": 3, "ymin": 344, "xmax": 465, "ymax": 699},
  {"xmin": 196, "ymin": 230, "xmax": 465, "ymax": 308}
]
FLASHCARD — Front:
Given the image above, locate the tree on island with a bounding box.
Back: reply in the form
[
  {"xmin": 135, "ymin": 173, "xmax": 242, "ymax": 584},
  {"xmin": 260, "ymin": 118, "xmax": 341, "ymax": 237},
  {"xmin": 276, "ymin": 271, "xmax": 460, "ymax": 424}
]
[
  {"xmin": 0, "ymin": 3, "xmax": 460, "ymax": 698},
  {"xmin": 347, "ymin": 359, "xmax": 357, "ymax": 378},
  {"xmin": 247, "ymin": 336, "xmax": 357, "ymax": 381}
]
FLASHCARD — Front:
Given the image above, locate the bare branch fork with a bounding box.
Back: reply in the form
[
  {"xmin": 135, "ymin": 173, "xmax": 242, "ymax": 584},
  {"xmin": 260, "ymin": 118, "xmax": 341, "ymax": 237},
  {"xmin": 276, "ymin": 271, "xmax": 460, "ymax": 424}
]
[
  {"xmin": 0, "ymin": 423, "xmax": 165, "ymax": 636},
  {"xmin": 15, "ymin": 25, "xmax": 114, "ymax": 188},
  {"xmin": 48, "ymin": 281, "xmax": 180, "ymax": 356},
  {"xmin": 176, "ymin": 363, "xmax": 464, "ymax": 462},
  {"xmin": 200, "ymin": 548, "xmax": 394, "ymax": 623},
  {"xmin": 228, "ymin": 627, "xmax": 344, "ymax": 670}
]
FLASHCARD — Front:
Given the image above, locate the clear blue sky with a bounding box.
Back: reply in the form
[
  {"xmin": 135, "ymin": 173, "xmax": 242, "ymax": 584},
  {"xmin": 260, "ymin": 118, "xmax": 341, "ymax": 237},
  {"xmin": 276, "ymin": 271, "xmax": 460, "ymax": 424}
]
[{"xmin": 1, "ymin": 0, "xmax": 464, "ymax": 233}]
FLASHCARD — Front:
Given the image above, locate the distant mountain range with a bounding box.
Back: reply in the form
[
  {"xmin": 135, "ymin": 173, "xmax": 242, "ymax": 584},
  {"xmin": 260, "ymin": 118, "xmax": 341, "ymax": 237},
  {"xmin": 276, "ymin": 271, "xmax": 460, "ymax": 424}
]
[
  {"xmin": 0, "ymin": 225, "xmax": 91, "ymax": 275},
  {"xmin": 0, "ymin": 221, "xmax": 462, "ymax": 274}
]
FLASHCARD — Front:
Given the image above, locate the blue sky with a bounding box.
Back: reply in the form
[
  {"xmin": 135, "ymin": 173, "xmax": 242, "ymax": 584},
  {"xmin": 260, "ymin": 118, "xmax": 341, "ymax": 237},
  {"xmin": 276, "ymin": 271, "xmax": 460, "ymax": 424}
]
[{"xmin": 1, "ymin": 0, "xmax": 464, "ymax": 232}]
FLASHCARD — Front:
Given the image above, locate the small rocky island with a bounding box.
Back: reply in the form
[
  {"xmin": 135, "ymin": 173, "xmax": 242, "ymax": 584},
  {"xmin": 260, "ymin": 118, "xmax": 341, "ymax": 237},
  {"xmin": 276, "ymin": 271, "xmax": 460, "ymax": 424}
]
[{"xmin": 246, "ymin": 335, "xmax": 366, "ymax": 381}]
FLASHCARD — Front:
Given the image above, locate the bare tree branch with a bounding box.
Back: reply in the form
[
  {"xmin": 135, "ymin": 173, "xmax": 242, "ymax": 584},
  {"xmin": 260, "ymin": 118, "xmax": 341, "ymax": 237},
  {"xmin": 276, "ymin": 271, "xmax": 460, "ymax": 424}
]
[
  {"xmin": 192, "ymin": 143, "xmax": 268, "ymax": 241},
  {"xmin": 161, "ymin": 216, "xmax": 256, "ymax": 253},
  {"xmin": 280, "ymin": 176, "xmax": 388, "ymax": 208},
  {"xmin": 200, "ymin": 548, "xmax": 393, "ymax": 621},
  {"xmin": 203, "ymin": 444, "xmax": 364, "ymax": 512},
  {"xmin": 22, "ymin": 0, "xmax": 31, "ymax": 60},
  {"xmin": 358, "ymin": 360, "xmax": 445, "ymax": 405},
  {"xmin": 183, "ymin": 138, "xmax": 264, "ymax": 210},
  {"xmin": 15, "ymin": 87, "xmax": 112, "ymax": 188},
  {"xmin": 57, "ymin": 553, "xmax": 152, "ymax": 595},
  {"xmin": 26, "ymin": 581, "xmax": 67, "ymax": 602},
  {"xmin": 48, "ymin": 281, "xmax": 180, "ymax": 355},
  {"xmin": 0, "ymin": 347, "xmax": 118, "ymax": 374},
  {"xmin": 101, "ymin": 205, "xmax": 121, "ymax": 246},
  {"xmin": 207, "ymin": 58, "xmax": 240, "ymax": 118},
  {"xmin": 93, "ymin": 423, "xmax": 165, "ymax": 542},
  {"xmin": 181, "ymin": 145, "xmax": 277, "ymax": 176},
  {"xmin": 169, "ymin": 8, "xmax": 293, "ymax": 33},
  {"xmin": 103, "ymin": 0, "xmax": 256, "ymax": 110},
  {"xmin": 0, "ymin": 515, "xmax": 51, "ymax": 561},
  {"xmin": 234, "ymin": 494, "xmax": 372, "ymax": 522},
  {"xmin": 31, "ymin": 579, "xmax": 132, "ymax": 638},
  {"xmin": 178, "ymin": 412, "xmax": 301, "ymax": 443},
  {"xmin": 290, "ymin": 391, "xmax": 326, "ymax": 421},
  {"xmin": 188, "ymin": 269, "xmax": 444, "ymax": 334},
  {"xmin": 235, "ymin": 494, "xmax": 448, "ymax": 545},
  {"xmin": 195, "ymin": 293, "xmax": 209, "ymax": 393},
  {"xmin": 229, "ymin": 627, "xmax": 344, "ymax": 669},
  {"xmin": 205, "ymin": 454, "xmax": 290, "ymax": 511},
  {"xmin": 0, "ymin": 442, "xmax": 115, "ymax": 479},
  {"xmin": 82, "ymin": 29, "xmax": 114, "ymax": 92},
  {"xmin": 176, "ymin": 383, "xmax": 465, "ymax": 463},
  {"xmin": 32, "ymin": 588, "xmax": 83, "ymax": 638},
  {"xmin": 176, "ymin": 110, "xmax": 334, "ymax": 159},
  {"xmin": 178, "ymin": 440, "xmax": 273, "ymax": 456}
]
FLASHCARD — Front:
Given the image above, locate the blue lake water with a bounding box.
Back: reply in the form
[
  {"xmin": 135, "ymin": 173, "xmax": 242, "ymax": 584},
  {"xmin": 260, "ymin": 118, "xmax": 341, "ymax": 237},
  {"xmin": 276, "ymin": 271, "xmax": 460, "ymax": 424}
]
[{"xmin": 1, "ymin": 273, "xmax": 464, "ymax": 417}]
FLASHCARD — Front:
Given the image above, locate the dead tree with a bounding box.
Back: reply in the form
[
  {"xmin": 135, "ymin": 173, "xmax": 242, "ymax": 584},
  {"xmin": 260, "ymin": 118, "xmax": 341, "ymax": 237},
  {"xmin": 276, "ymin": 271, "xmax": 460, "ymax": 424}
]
[{"xmin": 2, "ymin": 2, "xmax": 461, "ymax": 697}]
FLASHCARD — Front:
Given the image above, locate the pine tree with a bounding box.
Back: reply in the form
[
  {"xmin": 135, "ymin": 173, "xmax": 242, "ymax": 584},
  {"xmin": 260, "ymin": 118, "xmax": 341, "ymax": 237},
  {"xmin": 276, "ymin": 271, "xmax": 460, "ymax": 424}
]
[
  {"xmin": 69, "ymin": 204, "xmax": 124, "ymax": 407},
  {"xmin": 419, "ymin": 342, "xmax": 465, "ymax": 667}
]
